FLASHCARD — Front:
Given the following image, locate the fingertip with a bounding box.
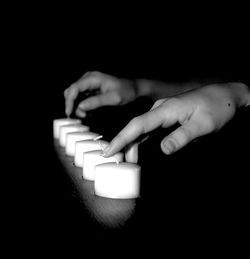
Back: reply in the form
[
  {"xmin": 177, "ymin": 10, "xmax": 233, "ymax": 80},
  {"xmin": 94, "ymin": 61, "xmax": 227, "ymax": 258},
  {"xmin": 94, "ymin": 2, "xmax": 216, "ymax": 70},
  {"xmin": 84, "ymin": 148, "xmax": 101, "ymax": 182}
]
[
  {"xmin": 161, "ymin": 138, "xmax": 176, "ymax": 155},
  {"xmin": 65, "ymin": 107, "xmax": 70, "ymax": 117},
  {"xmin": 100, "ymin": 146, "xmax": 111, "ymax": 158},
  {"xmin": 65, "ymin": 100, "xmax": 72, "ymax": 116},
  {"xmin": 75, "ymin": 109, "xmax": 86, "ymax": 118}
]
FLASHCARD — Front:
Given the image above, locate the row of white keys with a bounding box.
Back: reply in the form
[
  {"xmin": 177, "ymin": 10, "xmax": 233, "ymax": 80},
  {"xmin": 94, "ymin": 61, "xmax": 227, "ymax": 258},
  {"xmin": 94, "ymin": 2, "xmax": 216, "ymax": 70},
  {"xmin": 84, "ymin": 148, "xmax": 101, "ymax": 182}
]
[{"xmin": 53, "ymin": 118, "xmax": 140, "ymax": 199}]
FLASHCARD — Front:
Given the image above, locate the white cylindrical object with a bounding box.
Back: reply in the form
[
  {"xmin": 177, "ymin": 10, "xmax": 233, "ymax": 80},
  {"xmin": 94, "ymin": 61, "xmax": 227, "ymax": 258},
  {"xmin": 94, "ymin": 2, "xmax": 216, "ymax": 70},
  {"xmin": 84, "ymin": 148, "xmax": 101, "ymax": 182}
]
[
  {"xmin": 65, "ymin": 132, "xmax": 100, "ymax": 156},
  {"xmin": 59, "ymin": 124, "xmax": 89, "ymax": 147},
  {"xmin": 83, "ymin": 150, "xmax": 124, "ymax": 181},
  {"xmin": 95, "ymin": 162, "xmax": 141, "ymax": 199},
  {"xmin": 53, "ymin": 118, "xmax": 81, "ymax": 139},
  {"xmin": 74, "ymin": 140, "xmax": 109, "ymax": 167}
]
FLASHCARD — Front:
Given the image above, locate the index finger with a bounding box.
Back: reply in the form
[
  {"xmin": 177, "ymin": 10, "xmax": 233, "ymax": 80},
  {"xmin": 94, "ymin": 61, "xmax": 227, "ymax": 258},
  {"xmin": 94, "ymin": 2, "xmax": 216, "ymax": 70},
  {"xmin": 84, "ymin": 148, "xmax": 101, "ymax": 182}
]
[
  {"xmin": 65, "ymin": 76, "xmax": 103, "ymax": 116},
  {"xmin": 102, "ymin": 106, "xmax": 178, "ymax": 157}
]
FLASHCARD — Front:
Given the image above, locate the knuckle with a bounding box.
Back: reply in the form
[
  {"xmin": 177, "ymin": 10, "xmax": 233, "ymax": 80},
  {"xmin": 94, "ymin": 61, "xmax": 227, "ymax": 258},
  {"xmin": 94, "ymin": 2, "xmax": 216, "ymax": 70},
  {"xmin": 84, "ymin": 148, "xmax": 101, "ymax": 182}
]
[
  {"xmin": 90, "ymin": 71, "xmax": 101, "ymax": 77},
  {"xmin": 165, "ymin": 97, "xmax": 181, "ymax": 106},
  {"xmin": 69, "ymin": 83, "xmax": 77, "ymax": 90},
  {"xmin": 81, "ymin": 71, "xmax": 101, "ymax": 80},
  {"xmin": 130, "ymin": 116, "xmax": 143, "ymax": 127},
  {"xmin": 130, "ymin": 116, "xmax": 146, "ymax": 133},
  {"xmin": 64, "ymin": 88, "xmax": 68, "ymax": 97},
  {"xmin": 69, "ymin": 85, "xmax": 77, "ymax": 95},
  {"xmin": 83, "ymin": 71, "xmax": 90, "ymax": 77}
]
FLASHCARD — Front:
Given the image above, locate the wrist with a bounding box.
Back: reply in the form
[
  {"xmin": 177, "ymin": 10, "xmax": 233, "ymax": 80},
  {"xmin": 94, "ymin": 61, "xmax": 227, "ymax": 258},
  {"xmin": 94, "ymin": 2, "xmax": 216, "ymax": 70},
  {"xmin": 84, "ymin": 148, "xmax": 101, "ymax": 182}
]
[{"xmin": 134, "ymin": 79, "xmax": 154, "ymax": 98}]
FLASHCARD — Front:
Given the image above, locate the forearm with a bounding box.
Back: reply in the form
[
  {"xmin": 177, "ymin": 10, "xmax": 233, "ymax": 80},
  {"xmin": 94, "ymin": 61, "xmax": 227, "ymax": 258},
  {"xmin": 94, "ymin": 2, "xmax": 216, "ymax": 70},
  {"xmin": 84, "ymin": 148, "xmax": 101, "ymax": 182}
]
[
  {"xmin": 134, "ymin": 79, "xmax": 202, "ymax": 100},
  {"xmin": 134, "ymin": 79, "xmax": 250, "ymax": 107}
]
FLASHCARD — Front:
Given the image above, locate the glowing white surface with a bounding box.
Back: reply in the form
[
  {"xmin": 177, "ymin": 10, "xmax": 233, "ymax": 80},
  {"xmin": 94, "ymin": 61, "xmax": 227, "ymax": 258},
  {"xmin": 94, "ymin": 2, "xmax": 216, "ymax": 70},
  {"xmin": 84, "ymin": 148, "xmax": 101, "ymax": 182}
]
[
  {"xmin": 59, "ymin": 124, "xmax": 89, "ymax": 147},
  {"xmin": 54, "ymin": 141, "xmax": 136, "ymax": 227},
  {"xmin": 53, "ymin": 118, "xmax": 81, "ymax": 139},
  {"xmin": 65, "ymin": 132, "xmax": 99, "ymax": 156},
  {"xmin": 95, "ymin": 162, "xmax": 141, "ymax": 199},
  {"xmin": 83, "ymin": 150, "xmax": 124, "ymax": 181},
  {"xmin": 74, "ymin": 140, "xmax": 109, "ymax": 167}
]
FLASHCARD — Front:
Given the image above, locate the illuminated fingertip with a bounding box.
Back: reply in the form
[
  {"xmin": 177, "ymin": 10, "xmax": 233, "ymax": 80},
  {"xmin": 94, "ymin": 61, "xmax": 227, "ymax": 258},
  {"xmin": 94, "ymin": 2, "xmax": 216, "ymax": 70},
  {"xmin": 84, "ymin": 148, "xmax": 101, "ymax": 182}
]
[
  {"xmin": 100, "ymin": 151, "xmax": 105, "ymax": 157},
  {"xmin": 100, "ymin": 151, "xmax": 109, "ymax": 157},
  {"xmin": 100, "ymin": 146, "xmax": 111, "ymax": 157},
  {"xmin": 65, "ymin": 106, "xmax": 71, "ymax": 116}
]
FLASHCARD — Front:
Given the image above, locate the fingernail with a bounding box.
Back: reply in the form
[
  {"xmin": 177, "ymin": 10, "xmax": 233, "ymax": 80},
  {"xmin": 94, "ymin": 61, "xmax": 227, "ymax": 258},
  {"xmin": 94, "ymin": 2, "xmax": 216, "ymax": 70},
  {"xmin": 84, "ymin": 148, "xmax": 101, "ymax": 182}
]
[
  {"xmin": 100, "ymin": 146, "xmax": 110, "ymax": 157},
  {"xmin": 100, "ymin": 151, "xmax": 105, "ymax": 157},
  {"xmin": 163, "ymin": 140, "xmax": 176, "ymax": 155},
  {"xmin": 100, "ymin": 150, "xmax": 107, "ymax": 157}
]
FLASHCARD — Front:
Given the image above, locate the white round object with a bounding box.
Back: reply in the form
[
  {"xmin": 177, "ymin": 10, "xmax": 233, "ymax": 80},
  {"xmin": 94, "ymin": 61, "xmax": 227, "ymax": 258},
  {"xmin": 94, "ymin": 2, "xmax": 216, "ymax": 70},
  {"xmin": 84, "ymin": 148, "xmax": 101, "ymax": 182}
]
[
  {"xmin": 53, "ymin": 118, "xmax": 81, "ymax": 139},
  {"xmin": 83, "ymin": 150, "xmax": 124, "ymax": 181},
  {"xmin": 74, "ymin": 140, "xmax": 109, "ymax": 167},
  {"xmin": 65, "ymin": 132, "xmax": 100, "ymax": 156},
  {"xmin": 94, "ymin": 162, "xmax": 141, "ymax": 199},
  {"xmin": 59, "ymin": 124, "xmax": 89, "ymax": 147}
]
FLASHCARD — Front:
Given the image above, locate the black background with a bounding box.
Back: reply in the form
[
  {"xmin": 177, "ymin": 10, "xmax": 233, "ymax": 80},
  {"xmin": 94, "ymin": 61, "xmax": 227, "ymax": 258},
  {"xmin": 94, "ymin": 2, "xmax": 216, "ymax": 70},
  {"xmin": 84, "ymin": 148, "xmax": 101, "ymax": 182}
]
[{"xmin": 7, "ymin": 3, "xmax": 250, "ymax": 255}]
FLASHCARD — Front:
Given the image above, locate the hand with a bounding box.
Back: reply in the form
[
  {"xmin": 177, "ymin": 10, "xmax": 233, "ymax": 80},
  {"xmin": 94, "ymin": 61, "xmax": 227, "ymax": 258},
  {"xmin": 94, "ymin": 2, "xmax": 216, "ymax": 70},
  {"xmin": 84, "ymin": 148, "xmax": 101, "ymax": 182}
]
[
  {"xmin": 102, "ymin": 83, "xmax": 249, "ymax": 161},
  {"xmin": 64, "ymin": 71, "xmax": 137, "ymax": 117}
]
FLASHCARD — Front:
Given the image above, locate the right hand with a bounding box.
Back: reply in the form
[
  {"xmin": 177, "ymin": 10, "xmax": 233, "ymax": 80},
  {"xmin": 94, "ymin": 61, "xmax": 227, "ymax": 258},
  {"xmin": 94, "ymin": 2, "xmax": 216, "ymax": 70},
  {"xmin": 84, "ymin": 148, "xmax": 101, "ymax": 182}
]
[
  {"xmin": 64, "ymin": 71, "xmax": 137, "ymax": 117},
  {"xmin": 102, "ymin": 82, "xmax": 249, "ymax": 161}
]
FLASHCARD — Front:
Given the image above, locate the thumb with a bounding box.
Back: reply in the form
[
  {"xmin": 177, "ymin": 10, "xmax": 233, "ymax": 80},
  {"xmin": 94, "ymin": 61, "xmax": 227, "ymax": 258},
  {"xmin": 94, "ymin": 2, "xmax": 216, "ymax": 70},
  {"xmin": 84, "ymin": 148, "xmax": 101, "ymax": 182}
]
[{"xmin": 160, "ymin": 121, "xmax": 200, "ymax": 155}]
